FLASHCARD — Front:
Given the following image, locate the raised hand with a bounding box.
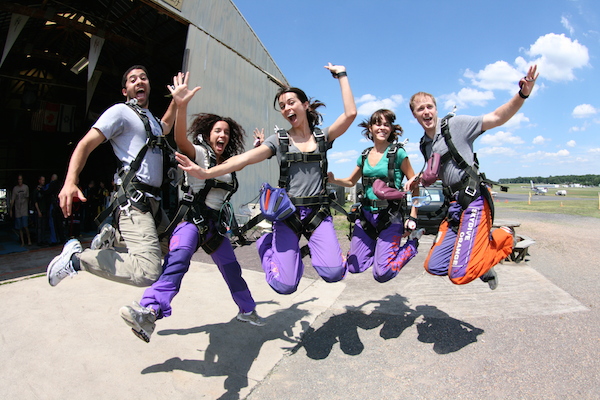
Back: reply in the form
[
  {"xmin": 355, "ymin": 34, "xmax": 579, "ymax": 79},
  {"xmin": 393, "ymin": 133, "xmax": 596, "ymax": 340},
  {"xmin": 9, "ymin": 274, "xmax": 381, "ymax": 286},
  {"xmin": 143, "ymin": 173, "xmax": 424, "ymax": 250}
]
[
  {"xmin": 518, "ymin": 65, "xmax": 539, "ymax": 97},
  {"xmin": 168, "ymin": 71, "xmax": 201, "ymax": 106},
  {"xmin": 253, "ymin": 128, "xmax": 265, "ymax": 147},
  {"xmin": 324, "ymin": 62, "xmax": 347, "ymax": 79}
]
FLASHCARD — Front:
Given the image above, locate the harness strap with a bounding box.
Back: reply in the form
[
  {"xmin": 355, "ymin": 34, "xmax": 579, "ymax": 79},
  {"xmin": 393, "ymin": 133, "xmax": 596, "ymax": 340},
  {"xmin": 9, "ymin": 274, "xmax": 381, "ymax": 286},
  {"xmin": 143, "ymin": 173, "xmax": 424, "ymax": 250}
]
[
  {"xmin": 437, "ymin": 114, "xmax": 498, "ymax": 219},
  {"xmin": 284, "ymin": 205, "xmax": 331, "ymax": 241},
  {"xmin": 355, "ymin": 142, "xmax": 404, "ymax": 236},
  {"xmin": 159, "ymin": 143, "xmax": 240, "ymax": 243},
  {"xmin": 275, "ymin": 127, "xmax": 336, "ymax": 235},
  {"xmin": 95, "ymin": 100, "xmax": 173, "ymax": 227},
  {"xmin": 277, "ymin": 128, "xmax": 328, "ymax": 193}
]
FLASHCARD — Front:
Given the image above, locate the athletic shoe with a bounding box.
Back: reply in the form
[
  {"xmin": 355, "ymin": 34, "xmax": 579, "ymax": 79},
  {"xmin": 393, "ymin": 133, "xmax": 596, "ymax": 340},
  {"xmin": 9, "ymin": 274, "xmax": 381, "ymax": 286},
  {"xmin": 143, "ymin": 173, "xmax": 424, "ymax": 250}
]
[
  {"xmin": 119, "ymin": 302, "xmax": 157, "ymax": 343},
  {"xmin": 236, "ymin": 310, "xmax": 266, "ymax": 326},
  {"xmin": 47, "ymin": 239, "xmax": 83, "ymax": 286},
  {"xmin": 480, "ymin": 267, "xmax": 498, "ymax": 290},
  {"xmin": 90, "ymin": 223, "xmax": 116, "ymax": 250}
]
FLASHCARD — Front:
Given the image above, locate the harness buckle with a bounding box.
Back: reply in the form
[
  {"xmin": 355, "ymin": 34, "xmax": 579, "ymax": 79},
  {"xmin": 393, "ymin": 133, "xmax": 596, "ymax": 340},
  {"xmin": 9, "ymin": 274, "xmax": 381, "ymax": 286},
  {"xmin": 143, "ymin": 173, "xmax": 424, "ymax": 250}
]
[
  {"xmin": 440, "ymin": 117, "xmax": 449, "ymax": 131},
  {"xmin": 192, "ymin": 215, "xmax": 205, "ymax": 226},
  {"xmin": 464, "ymin": 186, "xmax": 477, "ymax": 197},
  {"xmin": 130, "ymin": 189, "xmax": 144, "ymax": 203},
  {"xmin": 182, "ymin": 192, "xmax": 194, "ymax": 203},
  {"xmin": 119, "ymin": 199, "xmax": 132, "ymax": 217}
]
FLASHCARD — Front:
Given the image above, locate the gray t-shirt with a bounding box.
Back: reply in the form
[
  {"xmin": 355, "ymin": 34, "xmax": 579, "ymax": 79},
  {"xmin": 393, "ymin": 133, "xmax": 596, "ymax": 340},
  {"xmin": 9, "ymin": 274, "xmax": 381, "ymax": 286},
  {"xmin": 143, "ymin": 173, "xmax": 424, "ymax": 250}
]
[
  {"xmin": 263, "ymin": 128, "xmax": 332, "ymax": 198},
  {"xmin": 420, "ymin": 115, "xmax": 483, "ymax": 187},
  {"xmin": 94, "ymin": 103, "xmax": 165, "ymax": 188}
]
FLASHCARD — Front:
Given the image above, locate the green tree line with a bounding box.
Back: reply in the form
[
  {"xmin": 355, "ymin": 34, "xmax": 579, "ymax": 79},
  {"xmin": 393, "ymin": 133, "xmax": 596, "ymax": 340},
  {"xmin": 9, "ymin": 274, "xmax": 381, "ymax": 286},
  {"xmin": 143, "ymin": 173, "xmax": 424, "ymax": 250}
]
[{"xmin": 498, "ymin": 175, "xmax": 600, "ymax": 186}]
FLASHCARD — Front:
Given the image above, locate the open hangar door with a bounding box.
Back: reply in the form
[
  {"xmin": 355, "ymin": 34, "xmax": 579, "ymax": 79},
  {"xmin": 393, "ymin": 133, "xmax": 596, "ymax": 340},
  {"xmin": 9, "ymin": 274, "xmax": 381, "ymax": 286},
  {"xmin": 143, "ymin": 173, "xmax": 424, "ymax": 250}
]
[{"xmin": 0, "ymin": 0, "xmax": 188, "ymax": 216}]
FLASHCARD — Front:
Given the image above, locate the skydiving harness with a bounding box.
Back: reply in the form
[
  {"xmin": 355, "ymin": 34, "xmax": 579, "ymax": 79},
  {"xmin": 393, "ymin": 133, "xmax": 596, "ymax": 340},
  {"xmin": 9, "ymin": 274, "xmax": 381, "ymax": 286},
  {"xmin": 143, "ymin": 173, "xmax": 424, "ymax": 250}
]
[
  {"xmin": 275, "ymin": 128, "xmax": 347, "ymax": 244},
  {"xmin": 95, "ymin": 99, "xmax": 176, "ymax": 228},
  {"xmin": 419, "ymin": 113, "xmax": 497, "ymax": 225},
  {"xmin": 349, "ymin": 143, "xmax": 406, "ymax": 240},
  {"xmin": 160, "ymin": 141, "xmax": 244, "ymax": 254}
]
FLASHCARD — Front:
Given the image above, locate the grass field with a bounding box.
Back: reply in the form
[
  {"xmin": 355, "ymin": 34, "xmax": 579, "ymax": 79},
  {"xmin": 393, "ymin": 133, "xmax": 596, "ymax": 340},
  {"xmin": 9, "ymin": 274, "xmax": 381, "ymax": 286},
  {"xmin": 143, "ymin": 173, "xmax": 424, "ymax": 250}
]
[
  {"xmin": 496, "ymin": 184, "xmax": 600, "ymax": 198},
  {"xmin": 494, "ymin": 185, "xmax": 600, "ymax": 218},
  {"xmin": 332, "ymin": 185, "xmax": 600, "ymax": 229}
]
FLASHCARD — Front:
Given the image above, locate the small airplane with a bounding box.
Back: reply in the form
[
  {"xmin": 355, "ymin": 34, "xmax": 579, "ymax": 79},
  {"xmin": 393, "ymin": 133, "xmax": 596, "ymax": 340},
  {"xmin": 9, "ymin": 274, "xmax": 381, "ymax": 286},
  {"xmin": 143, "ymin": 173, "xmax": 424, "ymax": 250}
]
[{"xmin": 530, "ymin": 180, "xmax": 548, "ymax": 195}]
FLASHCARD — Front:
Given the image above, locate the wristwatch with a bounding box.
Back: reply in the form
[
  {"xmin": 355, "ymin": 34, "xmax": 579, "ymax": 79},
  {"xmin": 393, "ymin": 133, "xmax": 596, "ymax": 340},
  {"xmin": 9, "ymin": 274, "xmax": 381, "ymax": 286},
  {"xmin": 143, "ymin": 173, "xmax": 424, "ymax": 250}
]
[{"xmin": 406, "ymin": 216, "xmax": 417, "ymax": 231}]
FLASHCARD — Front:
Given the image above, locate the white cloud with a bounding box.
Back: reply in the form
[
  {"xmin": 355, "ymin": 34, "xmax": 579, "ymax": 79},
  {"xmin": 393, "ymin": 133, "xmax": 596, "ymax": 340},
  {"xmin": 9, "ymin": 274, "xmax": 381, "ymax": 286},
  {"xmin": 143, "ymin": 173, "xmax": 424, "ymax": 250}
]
[
  {"xmin": 566, "ymin": 140, "xmax": 576, "ymax": 147},
  {"xmin": 329, "ymin": 149, "xmax": 359, "ymax": 162},
  {"xmin": 525, "ymin": 33, "xmax": 589, "ymax": 82},
  {"xmin": 589, "ymin": 148, "xmax": 600, "ymax": 154},
  {"xmin": 523, "ymin": 149, "xmax": 570, "ymax": 161},
  {"xmin": 464, "ymin": 60, "xmax": 523, "ymax": 92},
  {"xmin": 503, "ymin": 113, "xmax": 530, "ymax": 130},
  {"xmin": 561, "ymin": 15, "xmax": 575, "ymax": 36},
  {"xmin": 355, "ymin": 94, "xmax": 376, "ymax": 103},
  {"xmin": 440, "ymin": 88, "xmax": 494, "ymax": 110},
  {"xmin": 532, "ymin": 135, "xmax": 548, "ymax": 145},
  {"xmin": 477, "ymin": 146, "xmax": 518, "ymax": 157},
  {"xmin": 404, "ymin": 141, "xmax": 420, "ymax": 154},
  {"xmin": 355, "ymin": 94, "xmax": 404, "ymax": 116},
  {"xmin": 480, "ymin": 130, "xmax": 524, "ymax": 146},
  {"xmin": 572, "ymin": 104, "xmax": 597, "ymax": 118}
]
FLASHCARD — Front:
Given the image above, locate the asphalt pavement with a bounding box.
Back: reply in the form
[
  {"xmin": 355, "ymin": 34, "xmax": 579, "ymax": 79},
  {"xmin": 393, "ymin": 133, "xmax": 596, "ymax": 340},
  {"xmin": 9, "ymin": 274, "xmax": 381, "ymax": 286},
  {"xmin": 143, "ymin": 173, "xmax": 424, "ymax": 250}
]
[{"xmin": 1, "ymin": 207, "xmax": 599, "ymax": 400}]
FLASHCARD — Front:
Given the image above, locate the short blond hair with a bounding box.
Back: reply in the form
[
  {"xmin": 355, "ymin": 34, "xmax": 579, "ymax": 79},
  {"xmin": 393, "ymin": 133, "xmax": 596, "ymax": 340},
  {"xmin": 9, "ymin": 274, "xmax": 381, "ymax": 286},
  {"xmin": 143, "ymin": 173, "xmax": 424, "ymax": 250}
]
[{"xmin": 409, "ymin": 92, "xmax": 436, "ymax": 113}]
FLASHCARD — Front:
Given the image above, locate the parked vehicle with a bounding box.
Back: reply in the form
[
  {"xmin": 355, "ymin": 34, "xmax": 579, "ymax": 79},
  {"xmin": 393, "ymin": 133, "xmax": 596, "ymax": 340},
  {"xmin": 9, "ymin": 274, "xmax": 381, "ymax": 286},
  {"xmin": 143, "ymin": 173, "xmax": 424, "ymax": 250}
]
[
  {"xmin": 555, "ymin": 190, "xmax": 567, "ymax": 196},
  {"xmin": 403, "ymin": 185, "xmax": 447, "ymax": 235}
]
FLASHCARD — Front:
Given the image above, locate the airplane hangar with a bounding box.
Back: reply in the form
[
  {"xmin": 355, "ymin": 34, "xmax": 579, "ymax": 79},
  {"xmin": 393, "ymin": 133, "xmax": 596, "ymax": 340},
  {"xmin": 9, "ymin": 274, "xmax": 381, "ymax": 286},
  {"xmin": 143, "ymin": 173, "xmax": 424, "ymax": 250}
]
[{"xmin": 0, "ymin": 0, "xmax": 287, "ymax": 217}]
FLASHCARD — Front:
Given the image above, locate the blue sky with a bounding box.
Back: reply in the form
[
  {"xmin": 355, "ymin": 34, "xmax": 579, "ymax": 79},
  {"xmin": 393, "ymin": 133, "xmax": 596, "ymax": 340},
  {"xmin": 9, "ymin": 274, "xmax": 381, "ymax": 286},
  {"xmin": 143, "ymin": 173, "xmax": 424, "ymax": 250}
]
[{"xmin": 234, "ymin": 0, "xmax": 599, "ymax": 181}]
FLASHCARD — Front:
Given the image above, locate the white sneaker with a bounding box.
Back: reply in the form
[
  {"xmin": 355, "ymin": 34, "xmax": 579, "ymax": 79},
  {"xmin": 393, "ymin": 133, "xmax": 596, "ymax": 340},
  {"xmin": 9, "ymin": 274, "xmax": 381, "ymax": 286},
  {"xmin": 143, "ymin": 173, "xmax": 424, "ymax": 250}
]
[
  {"xmin": 90, "ymin": 223, "xmax": 116, "ymax": 250},
  {"xmin": 236, "ymin": 310, "xmax": 266, "ymax": 326},
  {"xmin": 47, "ymin": 239, "xmax": 82, "ymax": 286},
  {"xmin": 409, "ymin": 228, "xmax": 426, "ymax": 241},
  {"xmin": 119, "ymin": 302, "xmax": 157, "ymax": 343}
]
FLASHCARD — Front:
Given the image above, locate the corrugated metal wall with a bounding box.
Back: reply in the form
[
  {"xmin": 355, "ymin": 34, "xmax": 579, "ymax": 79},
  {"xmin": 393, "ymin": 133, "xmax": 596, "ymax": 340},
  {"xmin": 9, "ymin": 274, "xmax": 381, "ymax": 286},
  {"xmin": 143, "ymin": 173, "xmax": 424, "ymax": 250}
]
[{"xmin": 155, "ymin": 0, "xmax": 288, "ymax": 212}]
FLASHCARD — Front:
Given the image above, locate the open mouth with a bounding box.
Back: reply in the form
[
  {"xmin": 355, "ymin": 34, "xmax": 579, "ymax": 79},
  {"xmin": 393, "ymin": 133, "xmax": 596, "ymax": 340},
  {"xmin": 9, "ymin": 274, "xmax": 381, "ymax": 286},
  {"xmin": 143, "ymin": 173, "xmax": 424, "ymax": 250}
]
[
  {"xmin": 287, "ymin": 112, "xmax": 297, "ymax": 124},
  {"xmin": 214, "ymin": 139, "xmax": 226, "ymax": 152},
  {"xmin": 134, "ymin": 88, "xmax": 146, "ymax": 103}
]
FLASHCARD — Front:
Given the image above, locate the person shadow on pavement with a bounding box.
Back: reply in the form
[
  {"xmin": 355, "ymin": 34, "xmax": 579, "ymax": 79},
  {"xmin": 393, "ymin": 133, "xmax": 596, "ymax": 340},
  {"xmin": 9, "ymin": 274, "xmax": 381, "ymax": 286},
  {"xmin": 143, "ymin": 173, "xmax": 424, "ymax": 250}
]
[
  {"xmin": 290, "ymin": 294, "xmax": 418, "ymax": 359},
  {"xmin": 290, "ymin": 295, "xmax": 485, "ymax": 359},
  {"xmin": 141, "ymin": 298, "xmax": 316, "ymax": 400},
  {"xmin": 415, "ymin": 305, "xmax": 485, "ymax": 354}
]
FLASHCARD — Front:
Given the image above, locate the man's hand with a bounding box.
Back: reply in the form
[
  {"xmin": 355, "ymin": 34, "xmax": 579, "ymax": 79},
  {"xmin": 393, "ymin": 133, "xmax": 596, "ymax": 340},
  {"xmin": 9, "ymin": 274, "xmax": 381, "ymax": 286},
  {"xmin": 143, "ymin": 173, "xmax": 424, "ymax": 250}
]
[{"xmin": 59, "ymin": 182, "xmax": 86, "ymax": 218}]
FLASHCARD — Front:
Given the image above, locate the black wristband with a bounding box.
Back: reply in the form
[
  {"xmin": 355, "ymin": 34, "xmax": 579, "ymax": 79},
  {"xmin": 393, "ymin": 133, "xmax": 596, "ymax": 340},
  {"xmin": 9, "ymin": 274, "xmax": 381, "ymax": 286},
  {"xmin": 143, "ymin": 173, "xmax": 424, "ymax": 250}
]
[
  {"xmin": 518, "ymin": 89, "xmax": 529, "ymax": 99},
  {"xmin": 332, "ymin": 71, "xmax": 347, "ymax": 79}
]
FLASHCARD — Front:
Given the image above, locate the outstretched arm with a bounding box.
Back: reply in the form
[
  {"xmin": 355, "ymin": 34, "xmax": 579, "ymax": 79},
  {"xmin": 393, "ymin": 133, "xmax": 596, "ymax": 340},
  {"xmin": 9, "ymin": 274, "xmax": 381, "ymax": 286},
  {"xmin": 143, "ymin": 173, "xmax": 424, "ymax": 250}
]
[
  {"xmin": 323, "ymin": 63, "xmax": 357, "ymax": 142},
  {"xmin": 177, "ymin": 144, "xmax": 272, "ymax": 180},
  {"xmin": 482, "ymin": 65, "xmax": 538, "ymax": 131},
  {"xmin": 168, "ymin": 71, "xmax": 202, "ymax": 159},
  {"xmin": 327, "ymin": 166, "xmax": 361, "ymax": 188},
  {"xmin": 59, "ymin": 128, "xmax": 106, "ymax": 217}
]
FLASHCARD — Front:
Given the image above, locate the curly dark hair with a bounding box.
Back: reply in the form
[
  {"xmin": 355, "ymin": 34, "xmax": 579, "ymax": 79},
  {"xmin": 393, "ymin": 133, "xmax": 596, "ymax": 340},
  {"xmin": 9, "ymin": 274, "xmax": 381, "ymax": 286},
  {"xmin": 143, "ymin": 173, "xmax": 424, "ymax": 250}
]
[
  {"xmin": 188, "ymin": 113, "xmax": 246, "ymax": 161},
  {"xmin": 273, "ymin": 87, "xmax": 325, "ymax": 130},
  {"xmin": 358, "ymin": 109, "xmax": 403, "ymax": 143}
]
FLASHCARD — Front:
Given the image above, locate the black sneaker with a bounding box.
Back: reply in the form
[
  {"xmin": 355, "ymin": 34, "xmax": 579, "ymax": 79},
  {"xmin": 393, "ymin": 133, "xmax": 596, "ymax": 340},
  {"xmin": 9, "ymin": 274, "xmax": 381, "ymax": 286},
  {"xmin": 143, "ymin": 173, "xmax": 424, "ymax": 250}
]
[{"xmin": 480, "ymin": 267, "xmax": 498, "ymax": 290}]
